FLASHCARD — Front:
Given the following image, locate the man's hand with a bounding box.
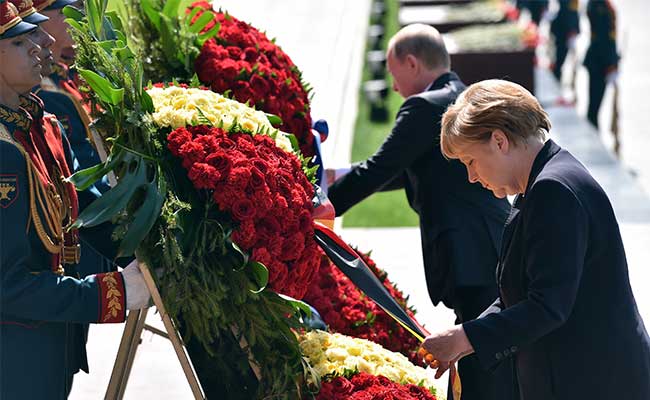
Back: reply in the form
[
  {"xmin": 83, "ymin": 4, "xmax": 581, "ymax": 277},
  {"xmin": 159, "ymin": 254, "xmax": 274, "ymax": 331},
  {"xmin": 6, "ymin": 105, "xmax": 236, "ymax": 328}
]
[
  {"xmin": 419, "ymin": 325, "xmax": 474, "ymax": 378},
  {"xmin": 121, "ymin": 259, "xmax": 152, "ymax": 310},
  {"xmin": 325, "ymin": 167, "xmax": 351, "ymax": 186}
]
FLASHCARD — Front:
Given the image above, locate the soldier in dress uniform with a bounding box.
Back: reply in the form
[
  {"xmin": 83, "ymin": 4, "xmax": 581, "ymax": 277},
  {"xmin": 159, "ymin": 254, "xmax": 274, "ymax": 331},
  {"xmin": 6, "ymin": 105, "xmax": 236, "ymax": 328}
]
[
  {"xmin": 550, "ymin": 0, "xmax": 580, "ymax": 82},
  {"xmin": 0, "ymin": 2, "xmax": 151, "ymax": 398},
  {"xmin": 583, "ymin": 0, "xmax": 619, "ymax": 128}
]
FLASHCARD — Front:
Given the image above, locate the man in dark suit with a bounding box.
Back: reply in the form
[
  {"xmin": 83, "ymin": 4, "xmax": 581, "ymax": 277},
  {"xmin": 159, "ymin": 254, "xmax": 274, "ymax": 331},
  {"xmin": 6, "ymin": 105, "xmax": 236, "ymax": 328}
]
[{"xmin": 327, "ymin": 24, "xmax": 513, "ymax": 400}]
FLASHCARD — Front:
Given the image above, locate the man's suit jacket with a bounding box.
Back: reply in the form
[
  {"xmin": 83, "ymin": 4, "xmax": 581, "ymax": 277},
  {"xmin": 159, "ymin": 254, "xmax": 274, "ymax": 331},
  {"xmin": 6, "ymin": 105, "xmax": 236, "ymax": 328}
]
[
  {"xmin": 464, "ymin": 140, "xmax": 650, "ymax": 400},
  {"xmin": 328, "ymin": 72, "xmax": 511, "ymax": 305}
]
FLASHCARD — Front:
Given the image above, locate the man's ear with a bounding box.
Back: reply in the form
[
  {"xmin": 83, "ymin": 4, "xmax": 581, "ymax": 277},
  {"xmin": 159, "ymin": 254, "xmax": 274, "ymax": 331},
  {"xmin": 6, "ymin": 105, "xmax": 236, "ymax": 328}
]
[{"xmin": 405, "ymin": 54, "xmax": 418, "ymax": 70}]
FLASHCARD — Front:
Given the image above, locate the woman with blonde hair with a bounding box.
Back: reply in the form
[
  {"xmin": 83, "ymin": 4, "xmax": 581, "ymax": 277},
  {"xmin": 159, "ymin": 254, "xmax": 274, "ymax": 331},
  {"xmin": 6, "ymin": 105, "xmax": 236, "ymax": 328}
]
[{"xmin": 419, "ymin": 79, "xmax": 650, "ymax": 399}]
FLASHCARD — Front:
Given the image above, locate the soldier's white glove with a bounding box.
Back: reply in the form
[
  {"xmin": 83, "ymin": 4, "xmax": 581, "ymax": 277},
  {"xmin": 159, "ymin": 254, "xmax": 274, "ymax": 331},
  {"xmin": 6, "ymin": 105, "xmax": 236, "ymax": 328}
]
[{"xmin": 121, "ymin": 259, "xmax": 152, "ymax": 310}]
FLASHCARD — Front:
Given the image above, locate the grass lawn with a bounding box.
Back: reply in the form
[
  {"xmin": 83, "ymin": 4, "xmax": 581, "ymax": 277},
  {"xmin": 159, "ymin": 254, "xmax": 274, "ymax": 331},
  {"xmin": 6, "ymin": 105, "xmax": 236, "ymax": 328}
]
[{"xmin": 342, "ymin": 0, "xmax": 418, "ymax": 228}]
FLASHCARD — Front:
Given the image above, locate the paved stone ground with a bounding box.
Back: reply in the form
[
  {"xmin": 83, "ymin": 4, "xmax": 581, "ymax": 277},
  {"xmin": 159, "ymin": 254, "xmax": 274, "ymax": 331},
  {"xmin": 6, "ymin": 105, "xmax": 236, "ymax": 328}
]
[{"xmin": 70, "ymin": 1, "xmax": 650, "ymax": 398}]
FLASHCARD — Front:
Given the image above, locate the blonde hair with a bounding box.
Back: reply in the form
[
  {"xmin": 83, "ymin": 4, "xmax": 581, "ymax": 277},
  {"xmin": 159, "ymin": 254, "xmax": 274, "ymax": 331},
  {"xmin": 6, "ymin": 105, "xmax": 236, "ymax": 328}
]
[
  {"xmin": 387, "ymin": 24, "xmax": 450, "ymax": 70},
  {"xmin": 440, "ymin": 80, "xmax": 551, "ymax": 158}
]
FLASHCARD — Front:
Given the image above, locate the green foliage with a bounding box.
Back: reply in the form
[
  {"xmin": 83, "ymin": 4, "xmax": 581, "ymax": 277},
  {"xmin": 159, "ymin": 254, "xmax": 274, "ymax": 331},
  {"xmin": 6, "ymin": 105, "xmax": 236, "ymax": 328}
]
[{"xmin": 115, "ymin": 0, "xmax": 219, "ymax": 83}]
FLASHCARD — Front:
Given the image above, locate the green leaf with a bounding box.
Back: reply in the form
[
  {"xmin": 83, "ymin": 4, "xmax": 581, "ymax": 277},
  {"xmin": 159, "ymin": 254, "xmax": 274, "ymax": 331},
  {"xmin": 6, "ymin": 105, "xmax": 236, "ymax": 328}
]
[
  {"xmin": 159, "ymin": 15, "xmax": 180, "ymax": 65},
  {"xmin": 197, "ymin": 22, "xmax": 220, "ymax": 46},
  {"xmin": 97, "ymin": 40, "xmax": 116, "ymax": 53},
  {"xmin": 77, "ymin": 68, "xmax": 124, "ymax": 106},
  {"xmin": 105, "ymin": 10, "xmax": 125, "ymax": 35},
  {"xmin": 117, "ymin": 166, "xmax": 166, "ymax": 257},
  {"xmin": 162, "ymin": 0, "xmax": 182, "ymax": 19},
  {"xmin": 286, "ymin": 133, "xmax": 300, "ymax": 151},
  {"xmin": 276, "ymin": 293, "xmax": 312, "ymax": 318},
  {"xmin": 140, "ymin": 0, "xmax": 161, "ymax": 30},
  {"xmin": 189, "ymin": 73, "xmax": 201, "ymax": 88},
  {"xmin": 100, "ymin": 13, "xmax": 118, "ymax": 41},
  {"xmin": 265, "ymin": 113, "xmax": 283, "ymax": 127},
  {"xmin": 86, "ymin": 0, "xmax": 105, "ymax": 39},
  {"xmin": 64, "ymin": 18, "xmax": 85, "ymax": 33},
  {"xmin": 140, "ymin": 90, "xmax": 154, "ymax": 113},
  {"xmin": 62, "ymin": 5, "xmax": 84, "ymax": 21},
  {"xmin": 226, "ymin": 239, "xmax": 248, "ymax": 271},
  {"xmin": 248, "ymin": 261, "xmax": 268, "ymax": 293},
  {"xmin": 72, "ymin": 153, "xmax": 147, "ymax": 228},
  {"xmin": 67, "ymin": 151, "xmax": 123, "ymax": 191},
  {"xmin": 186, "ymin": 6, "xmax": 202, "ymax": 23},
  {"xmin": 188, "ymin": 10, "xmax": 213, "ymax": 34},
  {"xmin": 113, "ymin": 43, "xmax": 135, "ymax": 63}
]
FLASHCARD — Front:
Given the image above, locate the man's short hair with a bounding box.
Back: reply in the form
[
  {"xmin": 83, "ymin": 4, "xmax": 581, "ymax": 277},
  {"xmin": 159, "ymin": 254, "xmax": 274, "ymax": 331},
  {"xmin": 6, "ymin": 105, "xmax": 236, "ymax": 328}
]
[{"xmin": 388, "ymin": 23, "xmax": 450, "ymax": 70}]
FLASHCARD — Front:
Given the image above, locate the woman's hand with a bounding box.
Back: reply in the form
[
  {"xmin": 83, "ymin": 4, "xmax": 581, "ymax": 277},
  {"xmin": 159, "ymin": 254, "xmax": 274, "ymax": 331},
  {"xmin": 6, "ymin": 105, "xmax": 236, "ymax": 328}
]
[{"xmin": 419, "ymin": 325, "xmax": 474, "ymax": 378}]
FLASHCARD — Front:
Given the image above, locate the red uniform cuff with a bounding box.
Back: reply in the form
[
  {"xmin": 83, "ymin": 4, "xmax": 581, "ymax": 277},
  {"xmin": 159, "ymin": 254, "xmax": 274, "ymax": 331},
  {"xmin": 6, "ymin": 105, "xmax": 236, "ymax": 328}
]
[{"xmin": 97, "ymin": 272, "xmax": 126, "ymax": 323}]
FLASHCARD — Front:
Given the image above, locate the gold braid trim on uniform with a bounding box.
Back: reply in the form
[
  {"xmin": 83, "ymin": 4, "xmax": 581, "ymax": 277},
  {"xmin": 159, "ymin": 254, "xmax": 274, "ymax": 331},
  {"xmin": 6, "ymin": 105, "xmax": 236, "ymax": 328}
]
[
  {"xmin": 0, "ymin": 105, "xmax": 30, "ymax": 131},
  {"xmin": 101, "ymin": 273, "xmax": 123, "ymax": 322},
  {"xmin": 0, "ymin": 124, "xmax": 65, "ymax": 274}
]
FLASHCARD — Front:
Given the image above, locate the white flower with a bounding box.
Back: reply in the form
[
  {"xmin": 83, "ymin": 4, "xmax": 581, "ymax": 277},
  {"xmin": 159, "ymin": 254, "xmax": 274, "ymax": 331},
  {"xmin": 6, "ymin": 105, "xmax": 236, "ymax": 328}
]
[{"xmin": 298, "ymin": 330, "xmax": 443, "ymax": 395}]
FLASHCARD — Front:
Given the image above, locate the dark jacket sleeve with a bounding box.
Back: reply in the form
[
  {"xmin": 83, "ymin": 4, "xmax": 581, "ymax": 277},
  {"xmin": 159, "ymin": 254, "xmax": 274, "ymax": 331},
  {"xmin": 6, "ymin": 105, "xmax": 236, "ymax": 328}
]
[
  {"xmin": 328, "ymin": 97, "xmax": 441, "ymax": 215},
  {"xmin": 0, "ymin": 141, "xmax": 124, "ymax": 323},
  {"xmin": 463, "ymin": 180, "xmax": 588, "ymax": 370}
]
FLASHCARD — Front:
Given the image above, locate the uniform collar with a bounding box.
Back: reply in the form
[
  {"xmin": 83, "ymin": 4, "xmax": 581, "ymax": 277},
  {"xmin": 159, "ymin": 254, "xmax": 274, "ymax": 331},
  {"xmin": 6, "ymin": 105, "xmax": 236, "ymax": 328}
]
[
  {"xmin": 0, "ymin": 93, "xmax": 44, "ymax": 132},
  {"xmin": 49, "ymin": 62, "xmax": 70, "ymax": 85},
  {"xmin": 0, "ymin": 101, "xmax": 31, "ymax": 131}
]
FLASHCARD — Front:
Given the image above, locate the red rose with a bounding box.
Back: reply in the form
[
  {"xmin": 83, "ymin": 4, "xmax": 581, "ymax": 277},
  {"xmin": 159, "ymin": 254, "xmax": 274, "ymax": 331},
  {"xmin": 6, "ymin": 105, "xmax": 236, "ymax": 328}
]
[
  {"xmin": 243, "ymin": 47, "xmax": 257, "ymax": 62},
  {"xmin": 255, "ymin": 216, "xmax": 281, "ymax": 243},
  {"xmin": 218, "ymin": 58, "xmax": 241, "ymax": 81},
  {"xmin": 226, "ymin": 46, "xmax": 242, "ymax": 59},
  {"xmin": 178, "ymin": 141, "xmax": 206, "ymax": 169},
  {"xmin": 350, "ymin": 373, "xmax": 380, "ymax": 389},
  {"xmin": 252, "ymin": 188, "xmax": 273, "ymax": 214},
  {"xmin": 330, "ymin": 376, "xmax": 355, "ymax": 395},
  {"xmin": 250, "ymin": 74, "xmax": 270, "ymax": 97},
  {"xmin": 187, "ymin": 162, "xmax": 219, "ymax": 189},
  {"xmin": 227, "ymin": 166, "xmax": 251, "ymax": 190},
  {"xmin": 279, "ymin": 232, "xmax": 305, "ymax": 261},
  {"xmin": 247, "ymin": 166, "xmax": 266, "ymax": 190},
  {"xmin": 205, "ymin": 151, "xmax": 232, "ymax": 180},
  {"xmin": 251, "ymin": 247, "xmax": 272, "ymax": 267},
  {"xmin": 231, "ymin": 198, "xmax": 256, "ymax": 221},
  {"xmin": 272, "ymin": 193, "xmax": 288, "ymax": 211},
  {"xmin": 233, "ymin": 80, "xmax": 255, "ymax": 103},
  {"xmin": 267, "ymin": 260, "xmax": 288, "ymax": 291},
  {"xmin": 167, "ymin": 128, "xmax": 193, "ymax": 156},
  {"xmin": 231, "ymin": 219, "xmax": 257, "ymax": 249},
  {"xmin": 195, "ymin": 134, "xmax": 220, "ymax": 153},
  {"xmin": 250, "ymin": 158, "xmax": 270, "ymax": 174},
  {"xmin": 214, "ymin": 136, "xmax": 236, "ymax": 150}
]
